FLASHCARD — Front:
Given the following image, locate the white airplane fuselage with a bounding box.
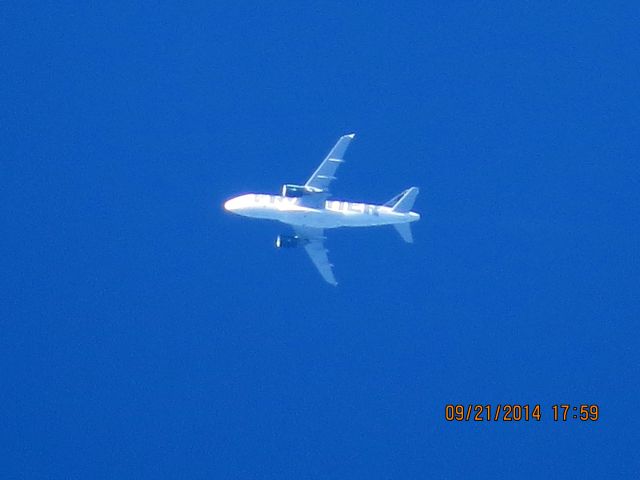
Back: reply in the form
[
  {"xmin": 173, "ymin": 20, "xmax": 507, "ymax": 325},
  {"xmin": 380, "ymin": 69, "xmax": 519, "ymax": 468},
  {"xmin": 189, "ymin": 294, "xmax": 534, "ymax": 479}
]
[{"xmin": 224, "ymin": 193, "xmax": 420, "ymax": 229}]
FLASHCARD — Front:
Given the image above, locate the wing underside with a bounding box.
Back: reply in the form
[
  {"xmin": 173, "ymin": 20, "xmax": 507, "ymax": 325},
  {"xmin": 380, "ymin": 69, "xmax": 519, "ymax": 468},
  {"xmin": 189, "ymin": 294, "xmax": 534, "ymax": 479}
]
[
  {"xmin": 288, "ymin": 134, "xmax": 356, "ymax": 284},
  {"xmin": 293, "ymin": 226, "xmax": 337, "ymax": 286},
  {"xmin": 304, "ymin": 133, "xmax": 355, "ymax": 192}
]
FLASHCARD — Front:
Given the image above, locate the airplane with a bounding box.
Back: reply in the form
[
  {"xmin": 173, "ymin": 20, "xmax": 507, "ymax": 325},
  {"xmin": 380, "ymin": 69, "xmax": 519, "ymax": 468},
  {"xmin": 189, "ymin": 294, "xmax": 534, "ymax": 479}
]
[{"xmin": 223, "ymin": 133, "xmax": 420, "ymax": 285}]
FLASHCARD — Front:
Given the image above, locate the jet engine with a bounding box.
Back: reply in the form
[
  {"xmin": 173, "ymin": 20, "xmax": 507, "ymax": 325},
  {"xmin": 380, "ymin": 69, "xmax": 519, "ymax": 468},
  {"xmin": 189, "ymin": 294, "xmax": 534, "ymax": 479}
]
[
  {"xmin": 275, "ymin": 235, "xmax": 308, "ymax": 248},
  {"xmin": 281, "ymin": 184, "xmax": 322, "ymax": 198}
]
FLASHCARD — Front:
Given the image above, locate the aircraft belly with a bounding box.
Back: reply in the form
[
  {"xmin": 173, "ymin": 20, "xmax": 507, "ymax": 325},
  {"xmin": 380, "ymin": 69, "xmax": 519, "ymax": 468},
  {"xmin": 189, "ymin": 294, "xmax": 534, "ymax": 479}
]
[
  {"xmin": 273, "ymin": 208, "xmax": 412, "ymax": 229},
  {"xmin": 339, "ymin": 215, "xmax": 388, "ymax": 227},
  {"xmin": 275, "ymin": 209, "xmax": 342, "ymax": 228}
]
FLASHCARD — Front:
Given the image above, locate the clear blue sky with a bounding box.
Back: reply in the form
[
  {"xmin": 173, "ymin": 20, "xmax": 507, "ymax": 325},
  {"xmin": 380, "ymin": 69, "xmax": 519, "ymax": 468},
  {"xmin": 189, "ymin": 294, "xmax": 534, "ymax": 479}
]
[{"xmin": 2, "ymin": 2, "xmax": 638, "ymax": 478}]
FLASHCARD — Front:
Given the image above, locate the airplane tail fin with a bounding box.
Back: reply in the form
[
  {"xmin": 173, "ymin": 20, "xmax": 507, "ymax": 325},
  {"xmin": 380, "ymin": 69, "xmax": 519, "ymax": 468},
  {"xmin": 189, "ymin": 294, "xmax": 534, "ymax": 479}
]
[
  {"xmin": 384, "ymin": 187, "xmax": 419, "ymax": 243},
  {"xmin": 393, "ymin": 223, "xmax": 414, "ymax": 243},
  {"xmin": 384, "ymin": 187, "xmax": 419, "ymax": 213}
]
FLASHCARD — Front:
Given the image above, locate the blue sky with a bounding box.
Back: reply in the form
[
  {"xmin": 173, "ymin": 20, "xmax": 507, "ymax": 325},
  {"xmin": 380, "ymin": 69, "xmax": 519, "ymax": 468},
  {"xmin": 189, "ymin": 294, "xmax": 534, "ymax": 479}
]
[{"xmin": 2, "ymin": 2, "xmax": 639, "ymax": 478}]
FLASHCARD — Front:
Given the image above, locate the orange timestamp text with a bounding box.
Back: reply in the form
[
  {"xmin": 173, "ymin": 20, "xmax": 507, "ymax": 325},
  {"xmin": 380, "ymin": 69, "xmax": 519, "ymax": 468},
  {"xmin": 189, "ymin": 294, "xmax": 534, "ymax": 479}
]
[{"xmin": 445, "ymin": 404, "xmax": 600, "ymax": 422}]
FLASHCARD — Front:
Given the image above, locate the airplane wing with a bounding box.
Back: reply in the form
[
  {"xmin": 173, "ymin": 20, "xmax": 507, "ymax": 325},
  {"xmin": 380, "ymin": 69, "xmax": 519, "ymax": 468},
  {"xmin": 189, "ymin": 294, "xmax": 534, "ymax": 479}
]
[
  {"xmin": 293, "ymin": 226, "xmax": 337, "ymax": 286},
  {"xmin": 305, "ymin": 133, "xmax": 355, "ymax": 192}
]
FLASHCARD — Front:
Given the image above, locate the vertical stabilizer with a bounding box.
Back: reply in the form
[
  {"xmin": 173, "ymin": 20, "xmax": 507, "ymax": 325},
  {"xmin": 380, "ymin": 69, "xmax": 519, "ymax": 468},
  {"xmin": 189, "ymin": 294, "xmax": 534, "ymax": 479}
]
[{"xmin": 385, "ymin": 187, "xmax": 419, "ymax": 213}]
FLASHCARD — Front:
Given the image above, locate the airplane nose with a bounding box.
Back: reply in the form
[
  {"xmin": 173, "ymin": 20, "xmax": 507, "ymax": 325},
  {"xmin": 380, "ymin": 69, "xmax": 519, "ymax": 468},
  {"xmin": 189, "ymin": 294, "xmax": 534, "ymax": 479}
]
[
  {"xmin": 225, "ymin": 197, "xmax": 246, "ymax": 213},
  {"xmin": 224, "ymin": 198, "xmax": 236, "ymax": 211}
]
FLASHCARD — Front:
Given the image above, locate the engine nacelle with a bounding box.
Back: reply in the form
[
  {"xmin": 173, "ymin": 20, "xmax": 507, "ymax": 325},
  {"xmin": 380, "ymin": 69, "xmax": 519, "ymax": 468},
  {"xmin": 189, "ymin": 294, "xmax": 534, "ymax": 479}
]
[
  {"xmin": 275, "ymin": 235, "xmax": 299, "ymax": 248},
  {"xmin": 275, "ymin": 235, "xmax": 308, "ymax": 248},
  {"xmin": 281, "ymin": 184, "xmax": 322, "ymax": 198}
]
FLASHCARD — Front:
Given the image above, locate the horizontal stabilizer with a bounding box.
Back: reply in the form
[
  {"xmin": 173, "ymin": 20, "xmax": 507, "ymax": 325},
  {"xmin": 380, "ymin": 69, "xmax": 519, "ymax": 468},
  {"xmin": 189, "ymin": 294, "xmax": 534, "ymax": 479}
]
[{"xmin": 393, "ymin": 223, "xmax": 414, "ymax": 243}]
